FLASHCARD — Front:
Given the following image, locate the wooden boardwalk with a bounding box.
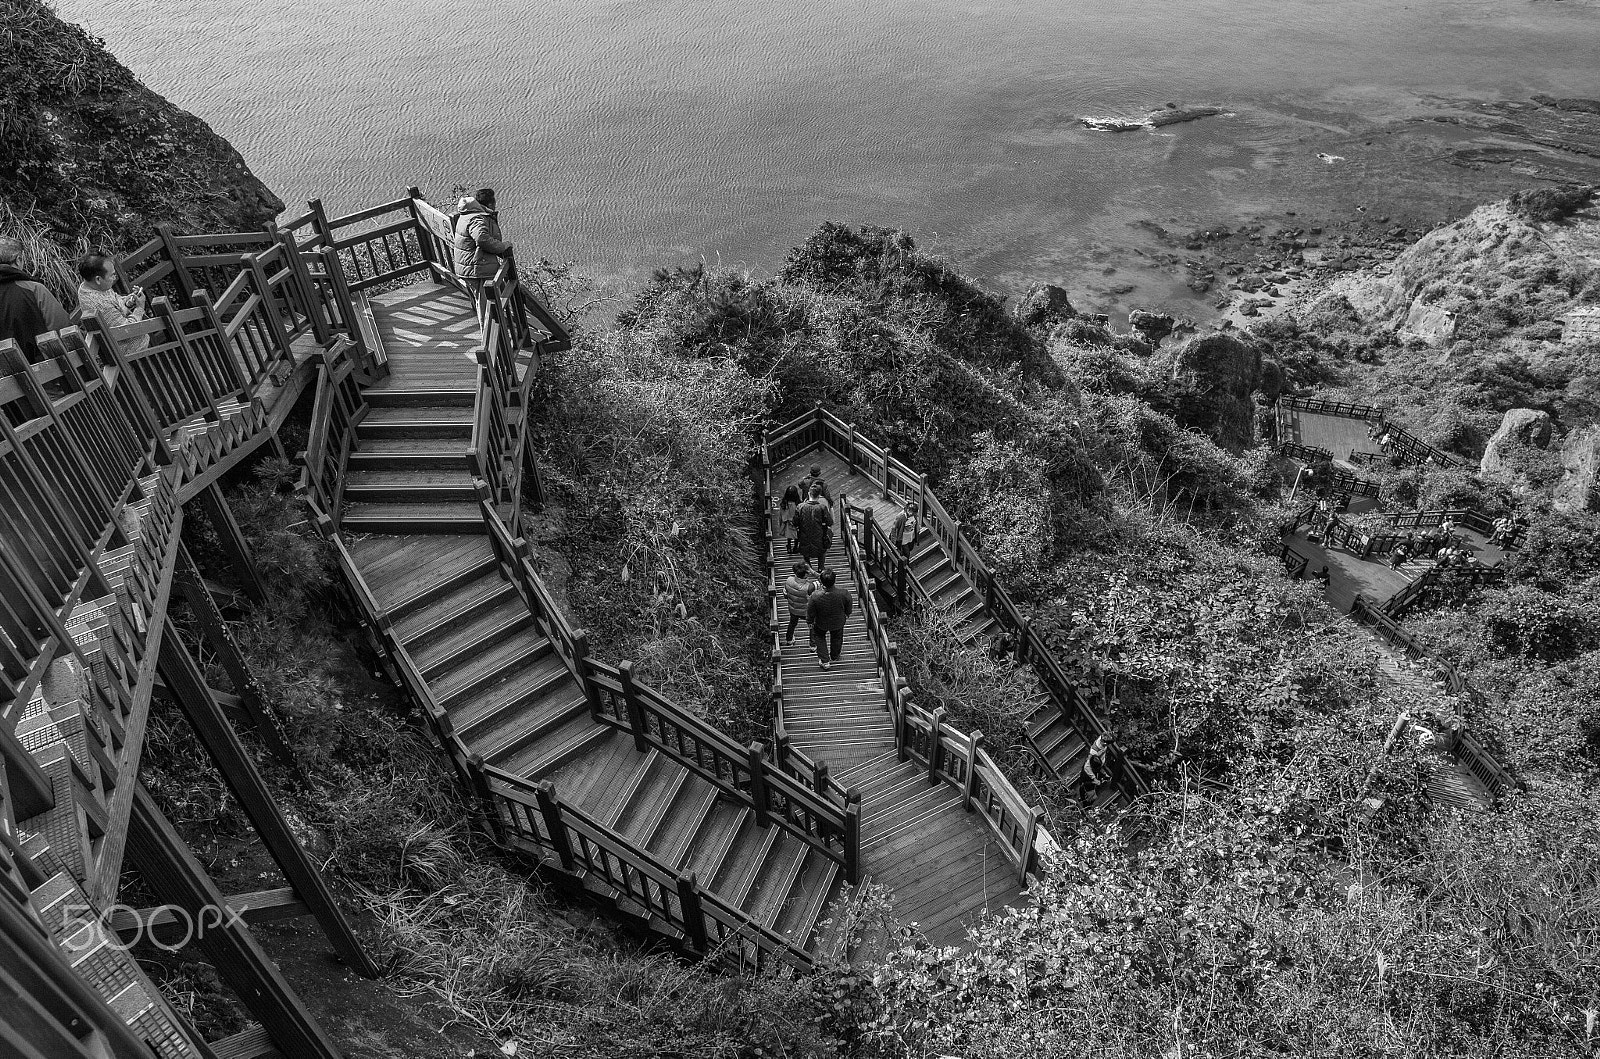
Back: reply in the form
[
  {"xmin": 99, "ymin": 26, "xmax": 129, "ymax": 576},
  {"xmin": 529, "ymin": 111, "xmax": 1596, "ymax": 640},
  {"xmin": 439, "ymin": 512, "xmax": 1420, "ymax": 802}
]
[
  {"xmin": 769, "ymin": 448, "xmax": 1031, "ymax": 945},
  {"xmin": 342, "ymin": 285, "xmax": 851, "ymax": 960}
]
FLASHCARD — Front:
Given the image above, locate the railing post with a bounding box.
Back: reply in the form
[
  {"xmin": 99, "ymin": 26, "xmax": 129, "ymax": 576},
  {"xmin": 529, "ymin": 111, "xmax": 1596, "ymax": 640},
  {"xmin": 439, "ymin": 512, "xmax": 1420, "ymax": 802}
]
[
  {"xmin": 467, "ymin": 754, "xmax": 504, "ymax": 843},
  {"xmin": 1017, "ymin": 619, "xmax": 1032, "ymax": 664},
  {"xmin": 844, "ymin": 789, "xmax": 861, "ymax": 883},
  {"xmin": 277, "ymin": 226, "xmax": 332, "ymax": 345},
  {"xmin": 535, "ymin": 782, "xmax": 576, "ymax": 871},
  {"xmin": 155, "ymin": 223, "xmax": 198, "ymax": 306},
  {"xmin": 964, "ymin": 730, "xmax": 984, "ymax": 811},
  {"xmin": 245, "ymin": 252, "xmax": 297, "ymax": 364},
  {"xmin": 927, "ymin": 708, "xmax": 944, "ymax": 783},
  {"xmin": 845, "ymin": 421, "xmax": 857, "ymax": 470},
  {"xmin": 619, "ymin": 660, "xmax": 649, "ymax": 751},
  {"xmin": 572, "ymin": 630, "xmax": 604, "ymax": 720},
  {"xmin": 813, "ymin": 759, "xmax": 829, "ymax": 796},
  {"xmin": 677, "ymin": 873, "xmax": 709, "ymax": 952},
  {"xmin": 748, "ymin": 741, "xmax": 770, "ymax": 826},
  {"xmin": 1021, "ymin": 806, "xmax": 1042, "ymax": 878},
  {"xmin": 916, "ymin": 473, "xmax": 928, "ymax": 526}
]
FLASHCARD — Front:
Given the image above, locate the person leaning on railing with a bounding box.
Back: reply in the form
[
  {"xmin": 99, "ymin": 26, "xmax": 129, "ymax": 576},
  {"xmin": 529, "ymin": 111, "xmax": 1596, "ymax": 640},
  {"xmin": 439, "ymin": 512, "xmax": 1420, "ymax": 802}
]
[
  {"xmin": 452, "ymin": 187, "xmax": 514, "ymax": 284},
  {"xmin": 75, "ymin": 253, "xmax": 149, "ymax": 355}
]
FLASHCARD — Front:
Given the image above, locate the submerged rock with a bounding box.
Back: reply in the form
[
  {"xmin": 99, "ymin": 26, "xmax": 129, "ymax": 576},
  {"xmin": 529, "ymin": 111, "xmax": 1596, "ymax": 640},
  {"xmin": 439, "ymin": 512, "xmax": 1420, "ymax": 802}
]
[{"xmin": 1080, "ymin": 105, "xmax": 1228, "ymax": 132}]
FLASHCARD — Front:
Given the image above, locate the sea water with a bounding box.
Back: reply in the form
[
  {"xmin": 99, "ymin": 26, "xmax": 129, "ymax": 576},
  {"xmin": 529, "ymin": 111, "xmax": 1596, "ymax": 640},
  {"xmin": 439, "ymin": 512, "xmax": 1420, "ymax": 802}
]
[{"xmin": 58, "ymin": 0, "xmax": 1600, "ymax": 314}]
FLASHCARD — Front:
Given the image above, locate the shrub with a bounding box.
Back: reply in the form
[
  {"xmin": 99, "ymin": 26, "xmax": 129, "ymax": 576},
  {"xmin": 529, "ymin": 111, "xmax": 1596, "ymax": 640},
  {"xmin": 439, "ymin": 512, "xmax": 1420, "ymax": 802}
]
[
  {"xmin": 1508, "ymin": 183, "xmax": 1596, "ymax": 224},
  {"xmin": 1480, "ymin": 584, "xmax": 1595, "ymax": 662}
]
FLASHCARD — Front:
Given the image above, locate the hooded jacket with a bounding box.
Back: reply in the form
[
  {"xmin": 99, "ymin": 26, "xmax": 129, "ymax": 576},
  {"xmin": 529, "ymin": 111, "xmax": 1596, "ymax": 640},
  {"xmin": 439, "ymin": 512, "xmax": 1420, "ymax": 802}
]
[
  {"xmin": 0, "ymin": 264, "xmax": 71, "ymax": 362},
  {"xmin": 452, "ymin": 198, "xmax": 512, "ymax": 281}
]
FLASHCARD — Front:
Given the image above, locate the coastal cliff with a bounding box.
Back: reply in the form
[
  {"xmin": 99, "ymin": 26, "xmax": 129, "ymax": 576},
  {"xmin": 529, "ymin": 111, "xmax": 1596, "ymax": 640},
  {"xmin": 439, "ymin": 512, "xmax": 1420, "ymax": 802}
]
[{"xmin": 0, "ymin": 0, "xmax": 281, "ymax": 292}]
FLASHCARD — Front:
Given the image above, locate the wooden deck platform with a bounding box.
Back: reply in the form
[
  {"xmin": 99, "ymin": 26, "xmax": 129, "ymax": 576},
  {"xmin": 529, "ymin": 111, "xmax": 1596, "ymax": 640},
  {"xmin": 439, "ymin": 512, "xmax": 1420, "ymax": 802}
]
[{"xmin": 1281, "ymin": 403, "xmax": 1385, "ymax": 463}]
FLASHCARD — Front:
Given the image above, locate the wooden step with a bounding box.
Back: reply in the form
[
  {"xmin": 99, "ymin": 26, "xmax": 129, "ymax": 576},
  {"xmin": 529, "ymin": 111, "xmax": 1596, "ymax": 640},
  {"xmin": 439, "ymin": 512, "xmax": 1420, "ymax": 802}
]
[
  {"xmin": 617, "ymin": 760, "xmax": 688, "ymax": 845},
  {"xmin": 646, "ymin": 778, "xmax": 720, "ymax": 869},
  {"xmin": 358, "ymin": 405, "xmax": 474, "ymax": 439},
  {"xmin": 508, "ymin": 711, "xmax": 613, "ymax": 779},
  {"xmin": 595, "ymin": 750, "xmax": 671, "ymax": 828},
  {"xmin": 682, "ymin": 802, "xmax": 751, "ymax": 886},
  {"xmin": 413, "ymin": 604, "xmax": 533, "ymax": 677},
  {"xmin": 741, "ymin": 835, "xmax": 809, "ymax": 926},
  {"xmin": 377, "ymin": 549, "xmax": 498, "ymax": 622},
  {"xmin": 342, "ymin": 470, "xmax": 476, "ymax": 503},
  {"xmin": 393, "ymin": 573, "xmax": 520, "ymax": 645},
  {"xmin": 340, "ymin": 501, "xmax": 482, "ymax": 534},
  {"xmin": 713, "ymin": 819, "xmax": 777, "ymax": 908},
  {"xmin": 447, "ymin": 652, "xmax": 571, "ymax": 734},
  {"xmin": 475, "ymin": 693, "xmax": 589, "ymax": 766},
  {"xmin": 364, "ymin": 387, "xmax": 475, "ymax": 408},
  {"xmin": 432, "ymin": 629, "xmax": 555, "ymax": 706},
  {"xmin": 774, "ymin": 854, "xmax": 840, "ymax": 944},
  {"xmin": 550, "ymin": 735, "xmax": 641, "ymax": 808},
  {"xmin": 347, "ymin": 446, "xmax": 471, "ymax": 472}
]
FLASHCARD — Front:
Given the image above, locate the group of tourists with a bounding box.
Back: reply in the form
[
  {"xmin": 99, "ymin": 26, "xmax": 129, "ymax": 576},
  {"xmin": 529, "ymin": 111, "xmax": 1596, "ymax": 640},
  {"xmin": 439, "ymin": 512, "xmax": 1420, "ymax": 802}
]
[
  {"xmin": 1488, "ymin": 513, "xmax": 1524, "ymax": 548},
  {"xmin": 2, "ymin": 186, "xmax": 516, "ymax": 368},
  {"xmin": 781, "ymin": 560, "xmax": 854, "ymax": 669},
  {"xmin": 780, "ymin": 464, "xmax": 837, "ymax": 570},
  {"xmin": 1387, "ymin": 524, "xmax": 1476, "ymax": 571}
]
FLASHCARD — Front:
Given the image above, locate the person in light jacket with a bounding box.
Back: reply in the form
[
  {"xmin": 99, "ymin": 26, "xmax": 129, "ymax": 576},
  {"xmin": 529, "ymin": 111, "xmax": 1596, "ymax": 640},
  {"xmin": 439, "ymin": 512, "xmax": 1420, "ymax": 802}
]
[
  {"xmin": 781, "ymin": 560, "xmax": 818, "ymax": 644},
  {"xmin": 76, "ymin": 253, "xmax": 149, "ymax": 355},
  {"xmin": 453, "ymin": 188, "xmax": 514, "ymax": 282}
]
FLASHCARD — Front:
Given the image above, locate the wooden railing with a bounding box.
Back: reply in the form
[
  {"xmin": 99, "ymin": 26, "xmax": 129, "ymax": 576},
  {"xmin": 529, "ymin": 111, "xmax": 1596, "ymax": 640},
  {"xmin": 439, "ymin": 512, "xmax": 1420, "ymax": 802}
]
[
  {"xmin": 1278, "ymin": 395, "xmax": 1460, "ymax": 468},
  {"xmin": 1279, "ymin": 442, "xmax": 1383, "ymax": 500},
  {"xmin": 1383, "ymin": 561, "xmax": 1503, "ymax": 619},
  {"xmin": 298, "ymin": 343, "xmax": 367, "ymax": 523},
  {"xmin": 1361, "ymin": 508, "xmax": 1524, "ymax": 555},
  {"xmin": 1349, "ymin": 597, "xmax": 1515, "ymax": 797},
  {"xmin": 763, "ymin": 405, "xmax": 1147, "ymax": 802},
  {"xmin": 834, "ymin": 495, "xmax": 1048, "ymax": 878}
]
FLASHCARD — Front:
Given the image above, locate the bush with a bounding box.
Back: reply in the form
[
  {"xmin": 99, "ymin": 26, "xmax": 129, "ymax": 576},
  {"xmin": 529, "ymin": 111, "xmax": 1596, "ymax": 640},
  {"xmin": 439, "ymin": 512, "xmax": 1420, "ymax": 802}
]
[
  {"xmin": 1480, "ymin": 584, "xmax": 1595, "ymax": 662},
  {"xmin": 1508, "ymin": 184, "xmax": 1596, "ymax": 224}
]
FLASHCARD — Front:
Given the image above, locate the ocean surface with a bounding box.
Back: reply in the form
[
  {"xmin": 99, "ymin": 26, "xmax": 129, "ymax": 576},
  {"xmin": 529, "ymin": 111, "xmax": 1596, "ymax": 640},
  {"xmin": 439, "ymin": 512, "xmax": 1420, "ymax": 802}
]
[{"xmin": 61, "ymin": 0, "xmax": 1600, "ymax": 314}]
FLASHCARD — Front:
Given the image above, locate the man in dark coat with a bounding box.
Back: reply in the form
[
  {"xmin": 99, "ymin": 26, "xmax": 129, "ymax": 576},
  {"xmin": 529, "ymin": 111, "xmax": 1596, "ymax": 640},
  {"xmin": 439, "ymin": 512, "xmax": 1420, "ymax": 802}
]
[
  {"xmin": 797, "ymin": 465, "xmax": 833, "ymax": 505},
  {"xmin": 805, "ymin": 568, "xmax": 853, "ymax": 669},
  {"xmin": 0, "ymin": 236, "xmax": 71, "ymax": 363},
  {"xmin": 793, "ymin": 485, "xmax": 834, "ymax": 570}
]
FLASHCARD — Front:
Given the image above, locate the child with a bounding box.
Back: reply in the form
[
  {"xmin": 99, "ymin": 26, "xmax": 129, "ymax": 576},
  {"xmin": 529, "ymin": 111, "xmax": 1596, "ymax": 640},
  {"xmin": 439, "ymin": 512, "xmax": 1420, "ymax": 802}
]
[
  {"xmin": 779, "ymin": 481, "xmax": 803, "ymax": 553},
  {"xmin": 781, "ymin": 560, "xmax": 818, "ymax": 645},
  {"xmin": 76, "ymin": 253, "xmax": 148, "ymax": 354}
]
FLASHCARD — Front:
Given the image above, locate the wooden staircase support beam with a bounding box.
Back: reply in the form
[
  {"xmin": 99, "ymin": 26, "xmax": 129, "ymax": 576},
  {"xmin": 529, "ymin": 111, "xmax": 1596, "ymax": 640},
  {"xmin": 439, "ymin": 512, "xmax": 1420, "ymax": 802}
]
[
  {"xmin": 108, "ymin": 886, "xmax": 310, "ymax": 947},
  {"xmin": 175, "ymin": 545, "xmax": 299, "ymax": 772},
  {"xmin": 195, "ymin": 482, "xmax": 266, "ymax": 603},
  {"xmin": 126, "ymin": 786, "xmax": 342, "ymax": 1059},
  {"xmin": 156, "ymin": 630, "xmax": 379, "ymax": 978}
]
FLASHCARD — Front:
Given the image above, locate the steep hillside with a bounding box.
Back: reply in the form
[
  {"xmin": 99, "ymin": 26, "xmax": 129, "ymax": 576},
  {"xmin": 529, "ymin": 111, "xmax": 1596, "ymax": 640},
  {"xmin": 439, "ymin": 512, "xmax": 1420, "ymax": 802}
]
[{"xmin": 0, "ymin": 0, "xmax": 282, "ymax": 294}]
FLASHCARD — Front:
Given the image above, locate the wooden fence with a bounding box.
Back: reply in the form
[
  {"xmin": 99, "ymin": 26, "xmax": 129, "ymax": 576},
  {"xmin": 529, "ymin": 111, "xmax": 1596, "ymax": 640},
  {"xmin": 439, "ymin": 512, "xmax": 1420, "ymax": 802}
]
[
  {"xmin": 1277, "ymin": 395, "xmax": 1460, "ymax": 469},
  {"xmin": 1348, "ymin": 597, "xmax": 1515, "ymax": 798},
  {"xmin": 763, "ymin": 405, "xmax": 1148, "ymax": 804}
]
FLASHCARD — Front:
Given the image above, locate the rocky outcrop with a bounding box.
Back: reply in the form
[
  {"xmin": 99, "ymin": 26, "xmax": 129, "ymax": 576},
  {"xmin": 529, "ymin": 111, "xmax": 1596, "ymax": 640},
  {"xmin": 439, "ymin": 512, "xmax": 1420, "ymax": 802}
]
[
  {"xmin": 1128, "ymin": 309, "xmax": 1176, "ymax": 344},
  {"xmin": 1151, "ymin": 332, "xmax": 1281, "ymax": 451},
  {"xmin": 2, "ymin": 0, "xmax": 282, "ymax": 293},
  {"xmin": 1399, "ymin": 297, "xmax": 1457, "ymax": 345},
  {"xmin": 1480, "ymin": 408, "xmax": 1553, "ymax": 482},
  {"xmin": 1555, "ymin": 427, "xmax": 1600, "ymax": 514},
  {"xmin": 1015, "ymin": 284, "xmax": 1077, "ymax": 329},
  {"xmin": 1081, "ymin": 105, "xmax": 1228, "ymax": 132}
]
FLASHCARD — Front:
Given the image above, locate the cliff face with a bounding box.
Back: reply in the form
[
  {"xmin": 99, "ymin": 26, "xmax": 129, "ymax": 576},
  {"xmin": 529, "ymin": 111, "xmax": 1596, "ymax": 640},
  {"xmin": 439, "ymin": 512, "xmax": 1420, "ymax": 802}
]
[{"xmin": 0, "ymin": 0, "xmax": 282, "ymax": 291}]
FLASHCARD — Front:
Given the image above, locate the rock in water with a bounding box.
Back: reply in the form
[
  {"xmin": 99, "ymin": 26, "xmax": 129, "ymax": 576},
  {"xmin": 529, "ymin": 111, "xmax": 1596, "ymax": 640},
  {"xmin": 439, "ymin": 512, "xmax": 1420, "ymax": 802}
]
[
  {"xmin": 1081, "ymin": 105, "xmax": 1227, "ymax": 132},
  {"xmin": 1555, "ymin": 427, "xmax": 1600, "ymax": 513},
  {"xmin": 1015, "ymin": 284, "xmax": 1077, "ymax": 329},
  {"xmin": 1128, "ymin": 308, "xmax": 1176, "ymax": 344},
  {"xmin": 1480, "ymin": 408, "xmax": 1553, "ymax": 483}
]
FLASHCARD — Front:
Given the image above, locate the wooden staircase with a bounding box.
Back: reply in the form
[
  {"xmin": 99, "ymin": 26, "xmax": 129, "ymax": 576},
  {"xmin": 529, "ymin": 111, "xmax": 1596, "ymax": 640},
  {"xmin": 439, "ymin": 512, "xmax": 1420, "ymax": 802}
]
[
  {"xmin": 340, "ymin": 287, "xmax": 851, "ymax": 963},
  {"xmin": 769, "ymin": 442, "xmax": 1129, "ymax": 810}
]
